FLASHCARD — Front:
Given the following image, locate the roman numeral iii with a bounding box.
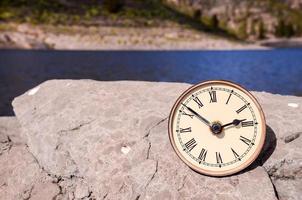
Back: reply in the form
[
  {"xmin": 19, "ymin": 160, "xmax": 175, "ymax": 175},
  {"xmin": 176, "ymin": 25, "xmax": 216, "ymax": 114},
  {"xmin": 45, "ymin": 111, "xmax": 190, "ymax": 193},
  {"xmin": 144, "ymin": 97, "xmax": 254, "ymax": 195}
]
[
  {"xmin": 242, "ymin": 121, "xmax": 254, "ymax": 127},
  {"xmin": 184, "ymin": 138, "xmax": 197, "ymax": 151}
]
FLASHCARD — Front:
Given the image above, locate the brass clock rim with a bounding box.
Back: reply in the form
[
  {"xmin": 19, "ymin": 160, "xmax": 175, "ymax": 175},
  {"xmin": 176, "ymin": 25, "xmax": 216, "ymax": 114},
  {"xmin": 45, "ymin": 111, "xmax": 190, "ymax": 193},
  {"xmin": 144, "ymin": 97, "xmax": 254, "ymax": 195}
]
[{"xmin": 168, "ymin": 80, "xmax": 266, "ymax": 177}]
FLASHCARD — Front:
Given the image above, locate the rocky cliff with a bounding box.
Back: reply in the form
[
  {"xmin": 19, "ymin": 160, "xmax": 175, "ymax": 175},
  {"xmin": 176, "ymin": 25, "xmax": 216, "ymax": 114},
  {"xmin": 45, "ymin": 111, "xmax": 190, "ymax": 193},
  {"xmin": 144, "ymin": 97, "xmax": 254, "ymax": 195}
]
[
  {"xmin": 0, "ymin": 80, "xmax": 301, "ymax": 199},
  {"xmin": 166, "ymin": 0, "xmax": 302, "ymax": 39}
]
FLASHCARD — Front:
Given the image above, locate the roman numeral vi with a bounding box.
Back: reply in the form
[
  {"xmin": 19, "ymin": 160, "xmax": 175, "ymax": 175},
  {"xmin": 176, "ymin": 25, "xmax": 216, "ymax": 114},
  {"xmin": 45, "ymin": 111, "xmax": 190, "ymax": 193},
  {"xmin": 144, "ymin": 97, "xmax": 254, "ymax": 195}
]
[{"xmin": 216, "ymin": 152, "xmax": 223, "ymax": 166}]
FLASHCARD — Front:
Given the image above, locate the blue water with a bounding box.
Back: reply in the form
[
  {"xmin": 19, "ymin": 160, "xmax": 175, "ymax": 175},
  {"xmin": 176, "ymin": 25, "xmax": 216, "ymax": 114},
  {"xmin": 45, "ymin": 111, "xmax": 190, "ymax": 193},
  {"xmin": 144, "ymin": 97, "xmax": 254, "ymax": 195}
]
[{"xmin": 0, "ymin": 49, "xmax": 302, "ymax": 115}]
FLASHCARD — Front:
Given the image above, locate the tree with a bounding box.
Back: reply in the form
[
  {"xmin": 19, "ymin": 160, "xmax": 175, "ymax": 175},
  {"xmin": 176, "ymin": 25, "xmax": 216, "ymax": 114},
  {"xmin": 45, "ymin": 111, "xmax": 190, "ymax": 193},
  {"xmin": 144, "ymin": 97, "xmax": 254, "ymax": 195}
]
[
  {"xmin": 258, "ymin": 21, "xmax": 265, "ymax": 39},
  {"xmin": 103, "ymin": 0, "xmax": 123, "ymax": 13},
  {"xmin": 210, "ymin": 14, "xmax": 219, "ymax": 29}
]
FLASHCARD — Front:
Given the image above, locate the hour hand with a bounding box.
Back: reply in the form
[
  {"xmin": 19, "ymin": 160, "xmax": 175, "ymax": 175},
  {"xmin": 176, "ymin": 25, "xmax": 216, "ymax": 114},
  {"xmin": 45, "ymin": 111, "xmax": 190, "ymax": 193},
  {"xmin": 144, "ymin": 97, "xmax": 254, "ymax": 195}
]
[
  {"xmin": 181, "ymin": 103, "xmax": 211, "ymax": 127},
  {"xmin": 221, "ymin": 119, "xmax": 246, "ymax": 128}
]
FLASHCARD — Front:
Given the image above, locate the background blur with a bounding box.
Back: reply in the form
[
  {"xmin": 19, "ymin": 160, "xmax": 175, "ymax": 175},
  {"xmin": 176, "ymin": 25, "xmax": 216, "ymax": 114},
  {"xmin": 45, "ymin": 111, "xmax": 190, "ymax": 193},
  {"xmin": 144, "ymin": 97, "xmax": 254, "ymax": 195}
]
[{"xmin": 0, "ymin": 0, "xmax": 302, "ymax": 116}]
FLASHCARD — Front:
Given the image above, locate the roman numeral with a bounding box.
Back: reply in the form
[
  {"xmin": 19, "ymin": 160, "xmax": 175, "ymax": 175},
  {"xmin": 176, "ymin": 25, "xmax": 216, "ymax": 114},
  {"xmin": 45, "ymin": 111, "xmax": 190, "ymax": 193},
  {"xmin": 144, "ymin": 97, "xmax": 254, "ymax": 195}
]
[
  {"xmin": 179, "ymin": 110, "xmax": 194, "ymax": 118},
  {"xmin": 231, "ymin": 148, "xmax": 241, "ymax": 160},
  {"xmin": 184, "ymin": 138, "xmax": 197, "ymax": 151},
  {"xmin": 198, "ymin": 148, "xmax": 207, "ymax": 163},
  {"xmin": 209, "ymin": 91, "xmax": 217, "ymax": 103},
  {"xmin": 236, "ymin": 103, "xmax": 249, "ymax": 114},
  {"xmin": 240, "ymin": 136, "xmax": 254, "ymax": 146},
  {"xmin": 216, "ymin": 152, "xmax": 223, "ymax": 166},
  {"xmin": 226, "ymin": 90, "xmax": 233, "ymax": 104},
  {"xmin": 242, "ymin": 121, "xmax": 254, "ymax": 127},
  {"xmin": 192, "ymin": 95, "xmax": 204, "ymax": 108},
  {"xmin": 180, "ymin": 127, "xmax": 192, "ymax": 133}
]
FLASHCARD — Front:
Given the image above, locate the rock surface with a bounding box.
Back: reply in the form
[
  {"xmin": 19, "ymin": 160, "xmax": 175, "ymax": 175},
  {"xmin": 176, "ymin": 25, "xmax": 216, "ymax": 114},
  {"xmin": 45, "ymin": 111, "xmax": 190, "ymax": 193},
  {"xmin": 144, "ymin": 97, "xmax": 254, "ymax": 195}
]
[{"xmin": 2, "ymin": 80, "xmax": 301, "ymax": 199}]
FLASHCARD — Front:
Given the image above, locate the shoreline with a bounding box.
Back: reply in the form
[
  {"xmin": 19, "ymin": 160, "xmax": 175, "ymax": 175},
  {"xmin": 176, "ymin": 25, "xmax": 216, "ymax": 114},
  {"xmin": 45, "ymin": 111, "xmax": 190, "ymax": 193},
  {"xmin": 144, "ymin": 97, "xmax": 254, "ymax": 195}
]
[
  {"xmin": 0, "ymin": 23, "xmax": 265, "ymax": 50},
  {"xmin": 0, "ymin": 23, "xmax": 301, "ymax": 50}
]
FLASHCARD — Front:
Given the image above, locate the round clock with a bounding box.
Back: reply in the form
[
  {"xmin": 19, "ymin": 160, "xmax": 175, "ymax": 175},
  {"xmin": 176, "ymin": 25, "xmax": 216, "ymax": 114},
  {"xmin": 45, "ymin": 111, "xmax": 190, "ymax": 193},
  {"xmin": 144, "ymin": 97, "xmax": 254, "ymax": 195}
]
[{"xmin": 168, "ymin": 80, "xmax": 266, "ymax": 176}]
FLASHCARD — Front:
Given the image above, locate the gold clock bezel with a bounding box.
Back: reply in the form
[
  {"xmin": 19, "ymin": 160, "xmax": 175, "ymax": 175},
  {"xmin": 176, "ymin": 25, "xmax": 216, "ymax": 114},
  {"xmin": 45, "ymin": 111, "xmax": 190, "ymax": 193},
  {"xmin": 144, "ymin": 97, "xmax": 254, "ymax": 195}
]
[{"xmin": 168, "ymin": 80, "xmax": 266, "ymax": 177}]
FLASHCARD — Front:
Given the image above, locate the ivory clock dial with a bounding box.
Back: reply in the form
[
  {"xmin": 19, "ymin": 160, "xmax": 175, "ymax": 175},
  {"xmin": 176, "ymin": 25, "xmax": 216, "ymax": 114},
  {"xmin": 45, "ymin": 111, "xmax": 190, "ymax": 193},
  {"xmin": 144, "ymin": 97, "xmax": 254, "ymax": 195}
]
[{"xmin": 168, "ymin": 80, "xmax": 266, "ymax": 176}]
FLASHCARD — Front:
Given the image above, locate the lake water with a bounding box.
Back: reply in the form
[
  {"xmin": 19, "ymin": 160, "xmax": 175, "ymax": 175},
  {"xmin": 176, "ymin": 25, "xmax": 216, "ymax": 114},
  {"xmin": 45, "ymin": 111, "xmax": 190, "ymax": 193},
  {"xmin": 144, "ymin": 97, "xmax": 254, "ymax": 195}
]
[{"xmin": 0, "ymin": 49, "xmax": 302, "ymax": 115}]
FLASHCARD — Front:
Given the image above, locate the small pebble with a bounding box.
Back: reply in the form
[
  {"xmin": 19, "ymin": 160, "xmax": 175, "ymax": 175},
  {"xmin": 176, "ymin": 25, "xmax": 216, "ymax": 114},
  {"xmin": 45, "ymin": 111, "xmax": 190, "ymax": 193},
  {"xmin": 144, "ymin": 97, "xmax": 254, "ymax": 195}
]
[
  {"xmin": 121, "ymin": 146, "xmax": 131, "ymax": 154},
  {"xmin": 28, "ymin": 86, "xmax": 40, "ymax": 96},
  {"xmin": 287, "ymin": 103, "xmax": 299, "ymax": 108}
]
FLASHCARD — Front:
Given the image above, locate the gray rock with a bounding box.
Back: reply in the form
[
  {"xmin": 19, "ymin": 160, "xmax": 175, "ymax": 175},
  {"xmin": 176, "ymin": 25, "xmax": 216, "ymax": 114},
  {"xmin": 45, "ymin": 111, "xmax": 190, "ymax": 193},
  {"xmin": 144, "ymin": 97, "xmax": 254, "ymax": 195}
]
[
  {"xmin": 0, "ymin": 117, "xmax": 26, "ymax": 146},
  {"xmin": 0, "ymin": 117, "xmax": 91, "ymax": 200},
  {"xmin": 11, "ymin": 80, "xmax": 302, "ymax": 199}
]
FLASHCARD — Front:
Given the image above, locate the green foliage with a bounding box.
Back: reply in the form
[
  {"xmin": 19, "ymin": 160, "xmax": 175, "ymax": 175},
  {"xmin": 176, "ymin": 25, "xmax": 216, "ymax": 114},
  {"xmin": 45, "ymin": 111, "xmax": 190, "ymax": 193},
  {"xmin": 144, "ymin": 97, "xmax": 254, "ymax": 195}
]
[
  {"xmin": 210, "ymin": 15, "xmax": 219, "ymax": 29},
  {"xmin": 265, "ymin": 0, "xmax": 301, "ymax": 37},
  {"xmin": 0, "ymin": 10, "xmax": 14, "ymax": 20},
  {"xmin": 258, "ymin": 21, "xmax": 266, "ymax": 39},
  {"xmin": 237, "ymin": 20, "xmax": 247, "ymax": 39},
  {"xmin": 193, "ymin": 9, "xmax": 202, "ymax": 20},
  {"xmin": 103, "ymin": 0, "xmax": 124, "ymax": 13},
  {"xmin": 201, "ymin": 15, "xmax": 219, "ymax": 30},
  {"xmin": 275, "ymin": 19, "xmax": 295, "ymax": 37}
]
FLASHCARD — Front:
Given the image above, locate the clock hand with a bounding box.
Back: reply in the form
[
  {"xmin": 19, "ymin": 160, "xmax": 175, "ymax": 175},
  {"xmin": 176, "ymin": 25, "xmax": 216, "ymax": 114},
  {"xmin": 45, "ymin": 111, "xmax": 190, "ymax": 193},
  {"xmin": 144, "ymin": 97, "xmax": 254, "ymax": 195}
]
[
  {"xmin": 221, "ymin": 119, "xmax": 246, "ymax": 128},
  {"xmin": 181, "ymin": 103, "xmax": 211, "ymax": 127}
]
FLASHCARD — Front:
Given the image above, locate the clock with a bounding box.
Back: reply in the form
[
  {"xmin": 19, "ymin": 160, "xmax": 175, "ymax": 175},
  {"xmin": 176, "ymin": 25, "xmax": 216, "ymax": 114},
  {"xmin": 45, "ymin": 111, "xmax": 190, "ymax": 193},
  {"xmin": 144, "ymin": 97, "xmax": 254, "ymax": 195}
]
[{"xmin": 168, "ymin": 80, "xmax": 266, "ymax": 176}]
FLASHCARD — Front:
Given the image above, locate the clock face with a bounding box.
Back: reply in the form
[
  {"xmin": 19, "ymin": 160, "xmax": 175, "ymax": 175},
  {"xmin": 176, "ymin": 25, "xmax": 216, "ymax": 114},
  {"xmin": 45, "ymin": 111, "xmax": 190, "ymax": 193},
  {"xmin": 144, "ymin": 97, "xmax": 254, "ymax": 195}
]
[{"xmin": 168, "ymin": 80, "xmax": 266, "ymax": 176}]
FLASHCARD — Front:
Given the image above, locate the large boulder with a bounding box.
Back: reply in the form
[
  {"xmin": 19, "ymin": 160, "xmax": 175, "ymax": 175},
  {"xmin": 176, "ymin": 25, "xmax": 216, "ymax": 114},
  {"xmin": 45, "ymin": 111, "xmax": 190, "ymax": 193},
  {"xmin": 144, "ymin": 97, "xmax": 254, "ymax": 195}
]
[{"xmin": 9, "ymin": 80, "xmax": 302, "ymax": 199}]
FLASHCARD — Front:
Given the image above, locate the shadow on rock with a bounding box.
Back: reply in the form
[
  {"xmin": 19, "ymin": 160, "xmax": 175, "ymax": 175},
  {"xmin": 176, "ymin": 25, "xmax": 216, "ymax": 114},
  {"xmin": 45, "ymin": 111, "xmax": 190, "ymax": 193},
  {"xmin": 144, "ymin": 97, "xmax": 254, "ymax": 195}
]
[{"xmin": 241, "ymin": 124, "xmax": 277, "ymax": 173}]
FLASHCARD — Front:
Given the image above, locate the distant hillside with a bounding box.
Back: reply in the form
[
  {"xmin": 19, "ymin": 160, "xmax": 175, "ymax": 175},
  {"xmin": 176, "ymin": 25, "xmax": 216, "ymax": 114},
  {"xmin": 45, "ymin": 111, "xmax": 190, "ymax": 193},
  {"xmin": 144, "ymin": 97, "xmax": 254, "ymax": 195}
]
[
  {"xmin": 165, "ymin": 0, "xmax": 302, "ymax": 39},
  {"xmin": 1, "ymin": 0, "xmax": 302, "ymax": 40}
]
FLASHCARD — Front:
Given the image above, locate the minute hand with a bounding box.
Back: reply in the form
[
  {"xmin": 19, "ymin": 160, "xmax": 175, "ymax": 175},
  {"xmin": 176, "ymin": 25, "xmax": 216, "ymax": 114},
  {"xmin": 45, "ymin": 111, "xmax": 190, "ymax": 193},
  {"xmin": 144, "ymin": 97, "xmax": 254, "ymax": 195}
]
[{"xmin": 181, "ymin": 103, "xmax": 211, "ymax": 127}]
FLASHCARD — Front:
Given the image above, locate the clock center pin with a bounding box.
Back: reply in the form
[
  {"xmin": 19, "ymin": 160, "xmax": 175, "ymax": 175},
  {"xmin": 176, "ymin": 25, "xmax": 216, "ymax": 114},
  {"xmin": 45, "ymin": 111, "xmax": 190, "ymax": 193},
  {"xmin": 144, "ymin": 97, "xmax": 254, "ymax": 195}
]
[{"xmin": 211, "ymin": 121, "xmax": 223, "ymax": 135}]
